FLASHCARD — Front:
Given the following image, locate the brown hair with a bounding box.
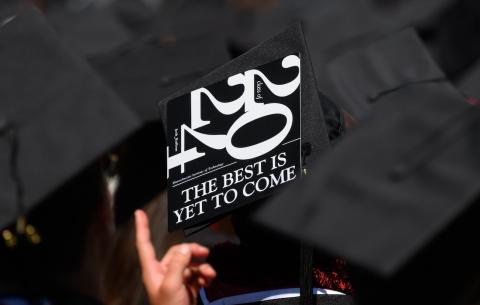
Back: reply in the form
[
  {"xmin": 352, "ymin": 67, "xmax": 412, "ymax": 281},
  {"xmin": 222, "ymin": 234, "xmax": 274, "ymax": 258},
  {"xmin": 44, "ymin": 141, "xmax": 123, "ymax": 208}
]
[{"xmin": 104, "ymin": 191, "xmax": 183, "ymax": 305}]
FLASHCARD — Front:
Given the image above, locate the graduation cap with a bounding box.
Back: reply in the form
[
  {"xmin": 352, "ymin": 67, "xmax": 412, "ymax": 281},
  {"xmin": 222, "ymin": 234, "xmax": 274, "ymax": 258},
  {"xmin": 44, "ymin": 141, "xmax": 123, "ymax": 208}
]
[
  {"xmin": 364, "ymin": 0, "xmax": 454, "ymax": 29},
  {"xmin": 325, "ymin": 29, "xmax": 444, "ymax": 120},
  {"xmin": 220, "ymin": 0, "xmax": 394, "ymax": 103},
  {"xmin": 147, "ymin": 0, "xmax": 232, "ymax": 41},
  {"xmin": 44, "ymin": 1, "xmax": 131, "ymax": 56},
  {"xmin": 226, "ymin": 0, "xmax": 311, "ymax": 53},
  {"xmin": 415, "ymin": 0, "xmax": 480, "ymax": 79},
  {"xmin": 254, "ymin": 32, "xmax": 480, "ymax": 304},
  {"xmin": 226, "ymin": 0, "xmax": 385, "ymax": 58},
  {"xmin": 111, "ymin": 0, "xmax": 163, "ymax": 34},
  {"xmin": 91, "ymin": 34, "xmax": 230, "ymax": 123},
  {"xmin": 159, "ymin": 22, "xmax": 330, "ymax": 232},
  {"xmin": 1, "ymin": 0, "xmax": 22, "ymax": 23},
  {"xmin": 458, "ymin": 58, "xmax": 480, "ymax": 99},
  {"xmin": 90, "ymin": 34, "xmax": 230, "ymax": 225},
  {"xmin": 0, "ymin": 7, "xmax": 139, "ymax": 239}
]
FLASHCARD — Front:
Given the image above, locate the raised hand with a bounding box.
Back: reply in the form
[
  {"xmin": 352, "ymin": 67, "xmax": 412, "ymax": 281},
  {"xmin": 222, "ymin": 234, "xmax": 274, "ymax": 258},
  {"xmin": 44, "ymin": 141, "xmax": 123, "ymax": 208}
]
[{"xmin": 135, "ymin": 210, "xmax": 216, "ymax": 305}]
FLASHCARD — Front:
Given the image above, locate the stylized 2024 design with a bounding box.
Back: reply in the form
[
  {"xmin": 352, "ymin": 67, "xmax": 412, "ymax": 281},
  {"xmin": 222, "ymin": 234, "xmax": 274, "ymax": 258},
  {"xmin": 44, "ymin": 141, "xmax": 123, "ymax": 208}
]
[{"xmin": 167, "ymin": 54, "xmax": 300, "ymax": 176}]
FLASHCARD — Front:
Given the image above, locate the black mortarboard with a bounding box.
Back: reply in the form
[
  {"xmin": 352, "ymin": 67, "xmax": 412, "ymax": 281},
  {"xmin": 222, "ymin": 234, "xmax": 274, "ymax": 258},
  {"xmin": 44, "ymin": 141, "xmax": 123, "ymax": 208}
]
[
  {"xmin": 255, "ymin": 33, "xmax": 480, "ymax": 304},
  {"xmin": 325, "ymin": 29, "xmax": 444, "ymax": 120},
  {"xmin": 226, "ymin": 0, "xmax": 385, "ymax": 56},
  {"xmin": 364, "ymin": 0, "xmax": 454, "ymax": 29},
  {"xmin": 91, "ymin": 34, "xmax": 230, "ymax": 123},
  {"xmin": 147, "ymin": 0, "xmax": 231, "ymax": 41},
  {"xmin": 415, "ymin": 0, "xmax": 480, "ymax": 79},
  {"xmin": 159, "ymin": 22, "xmax": 330, "ymax": 231},
  {"xmin": 45, "ymin": 1, "xmax": 131, "ymax": 56},
  {"xmin": 112, "ymin": 0, "xmax": 163, "ymax": 34},
  {"xmin": 90, "ymin": 34, "xmax": 230, "ymax": 224},
  {"xmin": 0, "ymin": 0, "xmax": 19, "ymax": 22},
  {"xmin": 458, "ymin": 58, "xmax": 480, "ymax": 99},
  {"xmin": 0, "ymin": 8, "xmax": 139, "ymax": 231}
]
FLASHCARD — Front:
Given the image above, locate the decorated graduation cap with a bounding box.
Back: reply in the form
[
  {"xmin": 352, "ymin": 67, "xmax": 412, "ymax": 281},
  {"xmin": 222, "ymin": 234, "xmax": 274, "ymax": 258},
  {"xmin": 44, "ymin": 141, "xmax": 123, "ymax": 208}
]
[
  {"xmin": 325, "ymin": 29, "xmax": 444, "ymax": 120},
  {"xmin": 0, "ymin": 7, "xmax": 139, "ymax": 239},
  {"xmin": 90, "ymin": 34, "xmax": 230, "ymax": 225},
  {"xmin": 255, "ymin": 31, "xmax": 480, "ymax": 305},
  {"xmin": 158, "ymin": 23, "xmax": 331, "ymax": 232}
]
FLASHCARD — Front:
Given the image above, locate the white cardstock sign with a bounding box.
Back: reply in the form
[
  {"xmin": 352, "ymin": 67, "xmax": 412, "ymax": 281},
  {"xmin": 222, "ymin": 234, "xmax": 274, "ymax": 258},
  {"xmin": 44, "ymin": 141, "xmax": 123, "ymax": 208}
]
[{"xmin": 166, "ymin": 54, "xmax": 301, "ymax": 231}]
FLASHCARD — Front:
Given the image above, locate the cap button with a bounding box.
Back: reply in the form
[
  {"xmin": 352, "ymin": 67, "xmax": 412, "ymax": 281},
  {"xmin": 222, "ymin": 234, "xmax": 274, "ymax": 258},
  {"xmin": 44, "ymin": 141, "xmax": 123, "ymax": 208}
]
[{"xmin": 160, "ymin": 75, "xmax": 172, "ymax": 86}]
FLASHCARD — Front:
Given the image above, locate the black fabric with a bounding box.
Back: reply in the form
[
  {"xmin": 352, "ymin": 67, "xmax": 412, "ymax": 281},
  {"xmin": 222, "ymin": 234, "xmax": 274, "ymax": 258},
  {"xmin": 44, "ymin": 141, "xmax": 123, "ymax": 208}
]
[
  {"xmin": 0, "ymin": 0, "xmax": 20, "ymax": 22},
  {"xmin": 256, "ymin": 74, "xmax": 480, "ymax": 304},
  {"xmin": 91, "ymin": 33, "xmax": 230, "ymax": 123},
  {"xmin": 108, "ymin": 122, "xmax": 167, "ymax": 225},
  {"xmin": 0, "ymin": 7, "xmax": 139, "ymax": 229},
  {"xmin": 365, "ymin": 0, "xmax": 454, "ymax": 29},
  {"xmin": 44, "ymin": 2, "xmax": 131, "ymax": 56},
  {"xmin": 350, "ymin": 196, "xmax": 480, "ymax": 305},
  {"xmin": 418, "ymin": 0, "xmax": 480, "ymax": 80},
  {"xmin": 147, "ymin": 0, "xmax": 231, "ymax": 40},
  {"xmin": 318, "ymin": 92, "xmax": 344, "ymax": 144},
  {"xmin": 256, "ymin": 75, "xmax": 480, "ymax": 274},
  {"xmin": 457, "ymin": 58, "xmax": 480, "ymax": 98},
  {"xmin": 112, "ymin": 0, "xmax": 161, "ymax": 34},
  {"xmin": 325, "ymin": 29, "xmax": 445, "ymax": 120},
  {"xmin": 254, "ymin": 27, "xmax": 480, "ymax": 273}
]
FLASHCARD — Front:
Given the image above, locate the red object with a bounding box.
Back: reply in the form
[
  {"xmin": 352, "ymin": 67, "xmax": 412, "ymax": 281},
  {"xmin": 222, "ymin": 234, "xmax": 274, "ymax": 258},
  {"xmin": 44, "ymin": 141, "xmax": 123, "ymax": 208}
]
[{"xmin": 204, "ymin": 242, "xmax": 354, "ymax": 302}]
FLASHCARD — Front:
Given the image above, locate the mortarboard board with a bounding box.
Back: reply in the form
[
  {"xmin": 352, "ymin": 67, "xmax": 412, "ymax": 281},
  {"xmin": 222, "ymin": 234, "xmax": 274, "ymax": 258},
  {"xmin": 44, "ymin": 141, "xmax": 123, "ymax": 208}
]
[
  {"xmin": 111, "ymin": 0, "xmax": 163, "ymax": 34},
  {"xmin": 219, "ymin": 0, "xmax": 391, "ymax": 102},
  {"xmin": 414, "ymin": 0, "xmax": 480, "ymax": 79},
  {"xmin": 44, "ymin": 1, "xmax": 131, "ymax": 56},
  {"xmin": 89, "ymin": 34, "xmax": 230, "ymax": 224},
  {"xmin": 324, "ymin": 29, "xmax": 444, "ymax": 120},
  {"xmin": 0, "ymin": 7, "xmax": 139, "ymax": 231},
  {"xmin": 225, "ymin": 0, "xmax": 385, "ymax": 57},
  {"xmin": 364, "ymin": 0, "xmax": 454, "ymax": 29},
  {"xmin": 458, "ymin": 58, "xmax": 480, "ymax": 99},
  {"xmin": 255, "ymin": 30, "xmax": 480, "ymax": 305},
  {"xmin": 1, "ymin": 0, "xmax": 18, "ymax": 22},
  {"xmin": 147, "ymin": 0, "xmax": 232, "ymax": 41},
  {"xmin": 159, "ymin": 22, "xmax": 331, "ymax": 232},
  {"xmin": 91, "ymin": 34, "xmax": 230, "ymax": 123}
]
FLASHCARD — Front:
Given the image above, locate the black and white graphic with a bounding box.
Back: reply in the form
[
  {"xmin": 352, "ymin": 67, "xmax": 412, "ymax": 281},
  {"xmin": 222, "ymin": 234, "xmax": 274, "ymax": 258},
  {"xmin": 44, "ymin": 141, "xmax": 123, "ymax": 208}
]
[{"xmin": 166, "ymin": 54, "xmax": 301, "ymax": 231}]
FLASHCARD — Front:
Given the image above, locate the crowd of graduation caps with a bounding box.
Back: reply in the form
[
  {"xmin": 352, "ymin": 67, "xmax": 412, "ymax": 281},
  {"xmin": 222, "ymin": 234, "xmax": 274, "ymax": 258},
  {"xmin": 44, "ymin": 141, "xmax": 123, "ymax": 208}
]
[{"xmin": 1, "ymin": 0, "xmax": 480, "ymax": 305}]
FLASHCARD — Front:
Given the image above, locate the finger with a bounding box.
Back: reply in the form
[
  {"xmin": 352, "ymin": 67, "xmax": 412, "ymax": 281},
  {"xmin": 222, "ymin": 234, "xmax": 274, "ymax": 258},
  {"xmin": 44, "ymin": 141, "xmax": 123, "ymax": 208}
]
[
  {"xmin": 161, "ymin": 243, "xmax": 209, "ymax": 267},
  {"xmin": 162, "ymin": 244, "xmax": 193, "ymax": 286},
  {"xmin": 189, "ymin": 243, "xmax": 210, "ymax": 259},
  {"xmin": 135, "ymin": 210, "xmax": 159, "ymax": 287},
  {"xmin": 183, "ymin": 264, "xmax": 216, "ymax": 280},
  {"xmin": 198, "ymin": 263, "xmax": 216, "ymax": 281},
  {"xmin": 196, "ymin": 276, "xmax": 209, "ymax": 288},
  {"xmin": 184, "ymin": 264, "xmax": 216, "ymax": 288}
]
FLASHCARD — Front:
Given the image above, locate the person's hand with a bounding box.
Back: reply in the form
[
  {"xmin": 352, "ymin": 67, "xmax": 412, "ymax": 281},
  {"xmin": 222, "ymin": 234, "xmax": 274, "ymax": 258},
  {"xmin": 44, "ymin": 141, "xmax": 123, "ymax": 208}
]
[{"xmin": 135, "ymin": 210, "xmax": 216, "ymax": 305}]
